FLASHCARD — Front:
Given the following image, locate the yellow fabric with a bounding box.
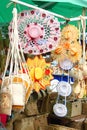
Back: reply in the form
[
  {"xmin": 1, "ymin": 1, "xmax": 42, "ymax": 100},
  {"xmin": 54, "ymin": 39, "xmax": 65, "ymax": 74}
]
[
  {"xmin": 35, "ymin": 67, "xmax": 43, "ymax": 80},
  {"xmin": 27, "ymin": 56, "xmax": 53, "ymax": 92}
]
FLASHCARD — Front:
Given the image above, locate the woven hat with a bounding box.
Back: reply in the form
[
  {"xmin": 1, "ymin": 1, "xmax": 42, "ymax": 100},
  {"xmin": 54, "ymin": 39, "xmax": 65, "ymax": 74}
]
[
  {"xmin": 9, "ymin": 9, "xmax": 60, "ymax": 55},
  {"xmin": 69, "ymin": 41, "xmax": 82, "ymax": 63},
  {"xmin": 53, "ymin": 40, "xmax": 82, "ymax": 63},
  {"xmin": 61, "ymin": 24, "xmax": 79, "ymax": 41},
  {"xmin": 59, "ymin": 59, "xmax": 73, "ymax": 70},
  {"xmin": 51, "ymin": 42, "xmax": 67, "ymax": 62}
]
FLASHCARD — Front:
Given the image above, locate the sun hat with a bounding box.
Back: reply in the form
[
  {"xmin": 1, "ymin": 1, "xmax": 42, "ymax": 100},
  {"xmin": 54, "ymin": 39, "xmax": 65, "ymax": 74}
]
[
  {"xmin": 68, "ymin": 41, "xmax": 82, "ymax": 63},
  {"xmin": 50, "ymin": 79, "xmax": 59, "ymax": 92},
  {"xmin": 59, "ymin": 59, "xmax": 73, "ymax": 70},
  {"xmin": 51, "ymin": 42, "xmax": 67, "ymax": 62},
  {"xmin": 52, "ymin": 40, "xmax": 82, "ymax": 64},
  {"xmin": 53, "ymin": 103, "xmax": 67, "ymax": 117},
  {"xmin": 57, "ymin": 81, "xmax": 72, "ymax": 97},
  {"xmin": 61, "ymin": 24, "xmax": 79, "ymax": 41},
  {"xmin": 9, "ymin": 9, "xmax": 60, "ymax": 55}
]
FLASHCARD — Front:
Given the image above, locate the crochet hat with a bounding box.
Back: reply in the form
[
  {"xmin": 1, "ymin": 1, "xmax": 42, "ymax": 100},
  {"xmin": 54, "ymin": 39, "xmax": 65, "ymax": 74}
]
[{"xmin": 9, "ymin": 9, "xmax": 60, "ymax": 55}]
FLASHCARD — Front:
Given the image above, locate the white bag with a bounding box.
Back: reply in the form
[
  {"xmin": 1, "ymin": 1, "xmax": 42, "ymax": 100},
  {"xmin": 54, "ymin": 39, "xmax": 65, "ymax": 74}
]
[{"xmin": 1, "ymin": 8, "xmax": 32, "ymax": 113}]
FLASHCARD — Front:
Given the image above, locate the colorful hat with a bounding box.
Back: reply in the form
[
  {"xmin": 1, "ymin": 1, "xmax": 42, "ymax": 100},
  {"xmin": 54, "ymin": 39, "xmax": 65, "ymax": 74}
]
[
  {"xmin": 9, "ymin": 10, "xmax": 60, "ymax": 55},
  {"xmin": 27, "ymin": 56, "xmax": 53, "ymax": 92}
]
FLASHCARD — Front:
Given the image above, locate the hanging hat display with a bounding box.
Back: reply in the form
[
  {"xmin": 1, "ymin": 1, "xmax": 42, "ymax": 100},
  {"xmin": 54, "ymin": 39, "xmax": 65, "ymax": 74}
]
[
  {"xmin": 53, "ymin": 103, "xmax": 67, "ymax": 117},
  {"xmin": 27, "ymin": 56, "xmax": 53, "ymax": 92},
  {"xmin": 52, "ymin": 40, "xmax": 82, "ymax": 63},
  {"xmin": 52, "ymin": 24, "xmax": 82, "ymax": 64},
  {"xmin": 57, "ymin": 81, "xmax": 72, "ymax": 97},
  {"xmin": 68, "ymin": 41, "xmax": 82, "ymax": 63},
  {"xmin": 53, "ymin": 93, "xmax": 68, "ymax": 117},
  {"xmin": 9, "ymin": 9, "xmax": 60, "ymax": 55},
  {"xmin": 61, "ymin": 24, "xmax": 79, "ymax": 41},
  {"xmin": 51, "ymin": 42, "xmax": 67, "ymax": 62},
  {"xmin": 59, "ymin": 59, "xmax": 73, "ymax": 70}
]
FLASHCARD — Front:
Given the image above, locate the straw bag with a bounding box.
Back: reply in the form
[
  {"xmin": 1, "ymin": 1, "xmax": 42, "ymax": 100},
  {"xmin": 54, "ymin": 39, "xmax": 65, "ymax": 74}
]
[
  {"xmin": 0, "ymin": 75, "xmax": 12, "ymax": 115},
  {"xmin": 0, "ymin": 8, "xmax": 32, "ymax": 113},
  {"xmin": 0, "ymin": 92, "xmax": 12, "ymax": 115}
]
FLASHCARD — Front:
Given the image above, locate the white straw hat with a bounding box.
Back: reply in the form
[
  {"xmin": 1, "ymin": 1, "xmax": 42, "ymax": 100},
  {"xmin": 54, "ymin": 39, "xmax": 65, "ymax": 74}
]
[
  {"xmin": 57, "ymin": 81, "xmax": 72, "ymax": 97},
  {"xmin": 53, "ymin": 103, "xmax": 67, "ymax": 117}
]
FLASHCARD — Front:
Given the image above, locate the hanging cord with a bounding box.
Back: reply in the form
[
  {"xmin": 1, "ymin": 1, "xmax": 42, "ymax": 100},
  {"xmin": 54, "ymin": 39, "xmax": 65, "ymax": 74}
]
[
  {"xmin": 1, "ymin": 45, "xmax": 11, "ymax": 87},
  {"xmin": 56, "ymin": 94, "xmax": 67, "ymax": 107},
  {"xmin": 81, "ymin": 16, "xmax": 86, "ymax": 64},
  {"xmin": 12, "ymin": 7, "xmax": 33, "ymax": 103},
  {"xmin": 78, "ymin": 20, "xmax": 81, "ymax": 44},
  {"xmin": 10, "ymin": 0, "xmax": 69, "ymax": 21}
]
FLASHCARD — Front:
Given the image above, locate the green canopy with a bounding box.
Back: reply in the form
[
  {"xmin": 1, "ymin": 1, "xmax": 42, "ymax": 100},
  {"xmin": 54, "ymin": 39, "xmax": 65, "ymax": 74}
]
[
  {"xmin": 0, "ymin": 0, "xmax": 87, "ymax": 38},
  {"xmin": 33, "ymin": 0, "xmax": 87, "ymax": 8},
  {"xmin": 0, "ymin": 0, "xmax": 87, "ymax": 24}
]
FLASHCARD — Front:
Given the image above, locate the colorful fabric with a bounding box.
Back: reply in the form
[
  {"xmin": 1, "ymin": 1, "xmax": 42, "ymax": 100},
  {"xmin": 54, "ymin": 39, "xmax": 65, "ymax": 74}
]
[
  {"xmin": 9, "ymin": 9, "xmax": 60, "ymax": 55},
  {"xmin": 27, "ymin": 56, "xmax": 53, "ymax": 92}
]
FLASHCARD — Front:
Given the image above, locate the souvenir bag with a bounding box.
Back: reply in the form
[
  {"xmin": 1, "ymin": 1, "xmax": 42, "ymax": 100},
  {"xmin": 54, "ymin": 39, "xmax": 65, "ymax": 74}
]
[
  {"xmin": 1, "ymin": 8, "xmax": 32, "ymax": 113},
  {"xmin": 0, "ymin": 46, "xmax": 12, "ymax": 115},
  {"xmin": 10, "ymin": 8, "xmax": 32, "ymax": 110},
  {"xmin": 0, "ymin": 87, "xmax": 12, "ymax": 115},
  {"xmin": 9, "ymin": 9, "xmax": 60, "ymax": 55}
]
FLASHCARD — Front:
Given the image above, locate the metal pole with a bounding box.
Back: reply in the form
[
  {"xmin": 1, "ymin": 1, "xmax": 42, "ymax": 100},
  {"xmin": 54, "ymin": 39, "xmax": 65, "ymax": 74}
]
[{"xmin": 10, "ymin": 0, "xmax": 69, "ymax": 20}]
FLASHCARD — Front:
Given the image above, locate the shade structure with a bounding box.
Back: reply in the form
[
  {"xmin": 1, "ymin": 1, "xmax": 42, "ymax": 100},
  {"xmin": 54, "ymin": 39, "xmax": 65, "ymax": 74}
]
[{"xmin": 0, "ymin": 0, "xmax": 87, "ymax": 24}]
